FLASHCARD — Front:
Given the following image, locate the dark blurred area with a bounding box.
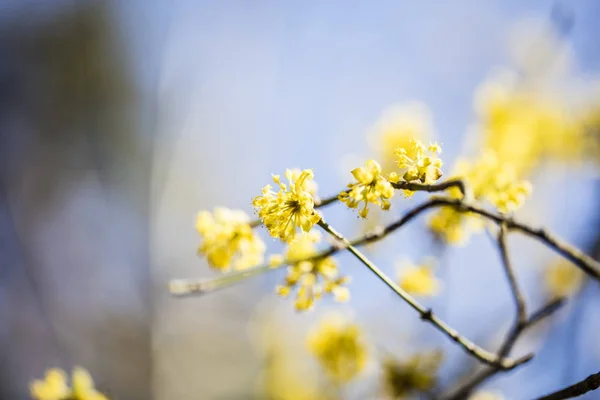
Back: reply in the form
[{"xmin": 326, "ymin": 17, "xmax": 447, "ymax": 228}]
[{"xmin": 0, "ymin": 2, "xmax": 151, "ymax": 399}]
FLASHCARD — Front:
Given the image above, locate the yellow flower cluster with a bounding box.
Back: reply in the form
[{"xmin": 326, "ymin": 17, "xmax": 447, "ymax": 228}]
[
  {"xmin": 544, "ymin": 260, "xmax": 585, "ymax": 298},
  {"xmin": 340, "ymin": 140, "xmax": 444, "ymax": 218},
  {"xmin": 276, "ymin": 232, "xmax": 349, "ymax": 311},
  {"xmin": 367, "ymin": 102, "xmax": 434, "ymax": 171},
  {"xmin": 307, "ymin": 316, "xmax": 368, "ymax": 383},
  {"xmin": 196, "ymin": 207, "xmax": 265, "ymax": 271},
  {"xmin": 339, "ymin": 159, "xmax": 395, "ymax": 218},
  {"xmin": 429, "ymin": 151, "xmax": 531, "ymax": 244},
  {"xmin": 477, "ymin": 76, "xmax": 589, "ymax": 175},
  {"xmin": 397, "ymin": 259, "xmax": 440, "ymax": 297},
  {"xmin": 382, "ymin": 351, "xmax": 443, "ymax": 399},
  {"xmin": 390, "ymin": 139, "xmax": 443, "ymax": 195},
  {"xmin": 253, "ymin": 169, "xmax": 321, "ymax": 242},
  {"xmin": 30, "ymin": 368, "xmax": 108, "ymax": 400}
]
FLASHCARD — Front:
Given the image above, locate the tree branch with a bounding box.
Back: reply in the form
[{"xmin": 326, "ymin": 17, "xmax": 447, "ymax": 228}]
[
  {"xmin": 535, "ymin": 370, "xmax": 600, "ymax": 400},
  {"xmin": 442, "ymin": 298, "xmax": 566, "ymax": 400},
  {"xmin": 316, "ymin": 218, "xmax": 531, "ymax": 371}
]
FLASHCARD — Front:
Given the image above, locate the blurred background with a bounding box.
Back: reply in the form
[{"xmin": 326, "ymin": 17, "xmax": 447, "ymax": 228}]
[{"xmin": 1, "ymin": 1, "xmax": 599, "ymax": 399}]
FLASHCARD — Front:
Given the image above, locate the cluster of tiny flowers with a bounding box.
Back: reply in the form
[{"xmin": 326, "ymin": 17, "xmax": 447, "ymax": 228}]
[
  {"xmin": 253, "ymin": 169, "xmax": 321, "ymax": 243},
  {"xmin": 397, "ymin": 258, "xmax": 440, "ymax": 297},
  {"xmin": 307, "ymin": 316, "xmax": 368, "ymax": 383},
  {"xmin": 275, "ymin": 232, "xmax": 349, "ymax": 311},
  {"xmin": 382, "ymin": 350, "xmax": 443, "ymax": 399},
  {"xmin": 429, "ymin": 151, "xmax": 531, "ymax": 244},
  {"xmin": 389, "ymin": 139, "xmax": 443, "ymax": 194},
  {"xmin": 338, "ymin": 159, "xmax": 395, "ymax": 218},
  {"xmin": 196, "ymin": 207, "xmax": 265, "ymax": 271},
  {"xmin": 30, "ymin": 368, "xmax": 108, "ymax": 400},
  {"xmin": 341, "ymin": 140, "xmax": 444, "ymax": 218}
]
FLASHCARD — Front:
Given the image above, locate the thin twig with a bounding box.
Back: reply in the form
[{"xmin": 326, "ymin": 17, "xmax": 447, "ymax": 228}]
[
  {"xmin": 316, "ymin": 218, "xmax": 531, "ymax": 371},
  {"xmin": 535, "ymin": 370, "xmax": 600, "ymax": 400},
  {"xmin": 498, "ymin": 223, "xmax": 527, "ymax": 328},
  {"xmin": 443, "ymin": 298, "xmax": 566, "ymax": 400},
  {"xmin": 171, "ymin": 195, "xmax": 600, "ymax": 295}
]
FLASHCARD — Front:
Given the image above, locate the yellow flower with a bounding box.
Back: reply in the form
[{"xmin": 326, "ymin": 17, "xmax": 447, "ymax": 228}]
[
  {"xmin": 196, "ymin": 207, "xmax": 266, "ymax": 271},
  {"xmin": 476, "ymin": 74, "xmax": 589, "ymax": 175},
  {"xmin": 30, "ymin": 367, "xmax": 108, "ymax": 400},
  {"xmin": 253, "ymin": 169, "xmax": 321, "ymax": 242},
  {"xmin": 339, "ymin": 159, "xmax": 395, "ymax": 218},
  {"xmin": 30, "ymin": 369, "xmax": 70, "ymax": 400},
  {"xmin": 307, "ymin": 316, "xmax": 368, "ymax": 383},
  {"xmin": 276, "ymin": 232, "xmax": 349, "ymax": 311},
  {"xmin": 382, "ymin": 351, "xmax": 443, "ymax": 399},
  {"xmin": 71, "ymin": 368, "xmax": 108, "ymax": 400},
  {"xmin": 428, "ymin": 151, "xmax": 531, "ymax": 244},
  {"xmin": 394, "ymin": 139, "xmax": 443, "ymax": 193},
  {"xmin": 367, "ymin": 102, "xmax": 435, "ymax": 172},
  {"xmin": 544, "ymin": 260, "xmax": 585, "ymax": 298},
  {"xmin": 397, "ymin": 259, "xmax": 441, "ymax": 296}
]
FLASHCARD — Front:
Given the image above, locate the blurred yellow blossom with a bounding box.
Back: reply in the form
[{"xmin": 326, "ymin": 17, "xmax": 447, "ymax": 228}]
[
  {"xmin": 277, "ymin": 232, "xmax": 349, "ymax": 311},
  {"xmin": 544, "ymin": 260, "xmax": 585, "ymax": 298},
  {"xmin": 31, "ymin": 367, "xmax": 108, "ymax": 400},
  {"xmin": 392, "ymin": 139, "xmax": 443, "ymax": 195},
  {"xmin": 30, "ymin": 369, "xmax": 70, "ymax": 400},
  {"xmin": 382, "ymin": 350, "xmax": 443, "ymax": 399},
  {"xmin": 262, "ymin": 354, "xmax": 326, "ymax": 400},
  {"xmin": 196, "ymin": 207, "xmax": 265, "ymax": 271},
  {"xmin": 476, "ymin": 72, "xmax": 590, "ymax": 175},
  {"xmin": 428, "ymin": 151, "xmax": 531, "ymax": 244},
  {"xmin": 468, "ymin": 391, "xmax": 505, "ymax": 400},
  {"xmin": 367, "ymin": 102, "xmax": 434, "ymax": 171},
  {"xmin": 307, "ymin": 316, "xmax": 368, "ymax": 383},
  {"xmin": 397, "ymin": 259, "xmax": 441, "ymax": 296},
  {"xmin": 253, "ymin": 169, "xmax": 321, "ymax": 242},
  {"xmin": 339, "ymin": 159, "xmax": 395, "ymax": 218}
]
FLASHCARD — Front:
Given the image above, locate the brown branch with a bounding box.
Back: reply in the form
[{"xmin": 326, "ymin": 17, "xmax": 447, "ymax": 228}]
[
  {"xmin": 443, "ymin": 298, "xmax": 566, "ymax": 400},
  {"xmin": 317, "ymin": 218, "xmax": 531, "ymax": 371},
  {"xmin": 498, "ymin": 223, "xmax": 527, "ymax": 328},
  {"xmin": 535, "ymin": 370, "xmax": 600, "ymax": 400},
  {"xmin": 439, "ymin": 226, "xmax": 565, "ymax": 399},
  {"xmin": 173, "ymin": 194, "xmax": 600, "ymax": 297}
]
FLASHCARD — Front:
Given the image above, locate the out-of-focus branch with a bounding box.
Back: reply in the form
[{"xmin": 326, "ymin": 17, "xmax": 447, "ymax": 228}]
[
  {"xmin": 440, "ymin": 225, "xmax": 565, "ymax": 399},
  {"xmin": 442, "ymin": 298, "xmax": 566, "ymax": 400},
  {"xmin": 535, "ymin": 370, "xmax": 600, "ymax": 399},
  {"xmin": 172, "ymin": 181, "xmax": 600, "ymax": 297},
  {"xmin": 316, "ymin": 218, "xmax": 531, "ymax": 371}
]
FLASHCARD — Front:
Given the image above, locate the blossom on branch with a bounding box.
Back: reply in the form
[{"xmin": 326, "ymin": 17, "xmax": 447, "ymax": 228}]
[
  {"xmin": 276, "ymin": 232, "xmax": 349, "ymax": 311},
  {"xmin": 253, "ymin": 169, "xmax": 321, "ymax": 243},
  {"xmin": 339, "ymin": 159, "xmax": 395, "ymax": 218}
]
